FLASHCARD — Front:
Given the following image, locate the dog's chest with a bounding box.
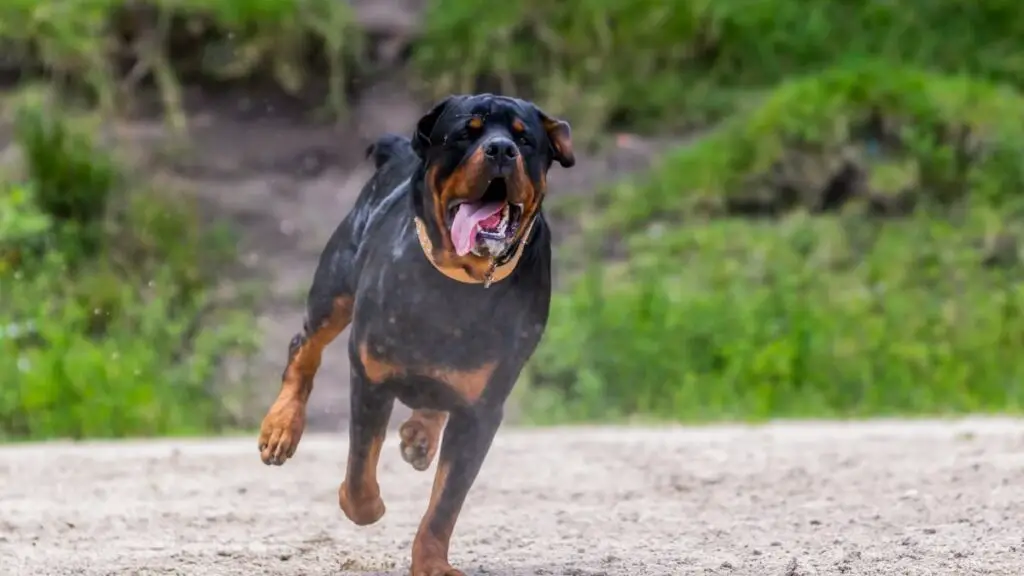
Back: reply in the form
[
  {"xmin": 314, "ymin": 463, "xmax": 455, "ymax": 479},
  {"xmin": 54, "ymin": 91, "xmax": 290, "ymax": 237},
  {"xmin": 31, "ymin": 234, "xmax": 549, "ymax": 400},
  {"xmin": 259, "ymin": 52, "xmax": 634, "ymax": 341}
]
[
  {"xmin": 356, "ymin": 281, "xmax": 534, "ymax": 361},
  {"xmin": 351, "ymin": 278, "xmax": 544, "ymax": 407}
]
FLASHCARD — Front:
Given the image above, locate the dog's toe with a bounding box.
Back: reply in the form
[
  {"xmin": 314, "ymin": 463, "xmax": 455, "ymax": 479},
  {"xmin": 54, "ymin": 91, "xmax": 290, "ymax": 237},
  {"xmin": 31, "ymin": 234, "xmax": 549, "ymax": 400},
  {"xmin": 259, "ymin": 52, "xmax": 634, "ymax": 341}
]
[{"xmin": 257, "ymin": 400, "xmax": 306, "ymax": 466}]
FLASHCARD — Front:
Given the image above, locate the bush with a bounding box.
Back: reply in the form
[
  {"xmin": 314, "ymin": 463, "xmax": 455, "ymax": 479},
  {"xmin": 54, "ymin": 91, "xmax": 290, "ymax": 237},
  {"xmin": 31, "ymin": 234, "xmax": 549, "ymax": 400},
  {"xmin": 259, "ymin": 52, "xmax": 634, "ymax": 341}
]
[
  {"xmin": 524, "ymin": 63, "xmax": 1024, "ymax": 422},
  {"xmin": 527, "ymin": 211, "xmax": 1024, "ymax": 422},
  {"xmin": 0, "ymin": 98, "xmax": 255, "ymax": 440},
  {"xmin": 0, "ymin": 252, "xmax": 249, "ymax": 439},
  {"xmin": 0, "ymin": 181, "xmax": 51, "ymax": 274},
  {"xmin": 416, "ymin": 0, "xmax": 1024, "ymax": 140},
  {"xmin": 599, "ymin": 62, "xmax": 1024, "ymax": 233},
  {"xmin": 14, "ymin": 99, "xmax": 118, "ymax": 259}
]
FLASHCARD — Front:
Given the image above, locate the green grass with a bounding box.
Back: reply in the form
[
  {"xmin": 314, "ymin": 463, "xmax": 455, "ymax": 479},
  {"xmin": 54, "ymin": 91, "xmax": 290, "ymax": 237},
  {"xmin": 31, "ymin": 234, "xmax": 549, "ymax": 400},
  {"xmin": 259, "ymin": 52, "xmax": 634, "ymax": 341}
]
[
  {"xmin": 523, "ymin": 63, "xmax": 1024, "ymax": 423},
  {"xmin": 527, "ymin": 211, "xmax": 1024, "ymax": 422},
  {"xmin": 598, "ymin": 62, "xmax": 1024, "ymax": 233},
  {"xmin": 0, "ymin": 92, "xmax": 256, "ymax": 440}
]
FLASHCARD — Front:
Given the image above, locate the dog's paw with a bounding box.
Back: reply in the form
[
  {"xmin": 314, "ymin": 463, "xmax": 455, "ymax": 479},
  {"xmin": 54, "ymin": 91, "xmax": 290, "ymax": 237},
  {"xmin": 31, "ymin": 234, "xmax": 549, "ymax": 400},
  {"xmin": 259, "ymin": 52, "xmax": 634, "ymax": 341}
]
[
  {"xmin": 411, "ymin": 560, "xmax": 466, "ymax": 576},
  {"xmin": 258, "ymin": 399, "xmax": 306, "ymax": 466},
  {"xmin": 399, "ymin": 417, "xmax": 441, "ymax": 471}
]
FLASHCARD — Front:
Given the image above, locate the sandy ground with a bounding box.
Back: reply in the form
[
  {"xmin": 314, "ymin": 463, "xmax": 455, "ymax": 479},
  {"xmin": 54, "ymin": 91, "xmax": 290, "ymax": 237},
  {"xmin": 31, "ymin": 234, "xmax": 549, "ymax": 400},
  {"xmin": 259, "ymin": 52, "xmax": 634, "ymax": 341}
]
[{"xmin": 2, "ymin": 418, "xmax": 1024, "ymax": 575}]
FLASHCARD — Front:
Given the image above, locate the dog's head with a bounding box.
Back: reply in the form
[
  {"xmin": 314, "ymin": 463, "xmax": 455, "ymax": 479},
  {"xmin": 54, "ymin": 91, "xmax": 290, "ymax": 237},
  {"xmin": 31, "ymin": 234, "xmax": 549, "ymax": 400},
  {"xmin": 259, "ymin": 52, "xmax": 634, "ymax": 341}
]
[{"xmin": 412, "ymin": 94, "xmax": 574, "ymax": 268}]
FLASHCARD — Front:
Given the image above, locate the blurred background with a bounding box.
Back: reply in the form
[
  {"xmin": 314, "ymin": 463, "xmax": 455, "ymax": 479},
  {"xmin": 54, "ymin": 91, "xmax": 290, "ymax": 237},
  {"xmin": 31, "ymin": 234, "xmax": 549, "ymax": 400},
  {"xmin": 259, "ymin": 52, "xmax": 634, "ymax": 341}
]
[{"xmin": 2, "ymin": 0, "xmax": 1024, "ymax": 441}]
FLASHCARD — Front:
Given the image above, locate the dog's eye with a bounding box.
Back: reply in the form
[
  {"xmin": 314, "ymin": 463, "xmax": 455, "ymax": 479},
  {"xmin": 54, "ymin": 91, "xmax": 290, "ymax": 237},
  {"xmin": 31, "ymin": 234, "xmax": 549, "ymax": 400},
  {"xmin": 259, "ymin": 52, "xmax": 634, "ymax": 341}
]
[
  {"xmin": 447, "ymin": 128, "xmax": 473, "ymax": 145},
  {"xmin": 516, "ymin": 134, "xmax": 533, "ymax": 147},
  {"xmin": 466, "ymin": 117, "xmax": 484, "ymax": 134}
]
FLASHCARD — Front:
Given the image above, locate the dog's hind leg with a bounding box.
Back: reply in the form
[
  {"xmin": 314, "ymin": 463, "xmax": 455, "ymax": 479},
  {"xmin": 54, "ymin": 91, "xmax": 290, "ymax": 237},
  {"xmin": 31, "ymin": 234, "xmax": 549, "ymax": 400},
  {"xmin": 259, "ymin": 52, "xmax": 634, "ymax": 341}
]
[
  {"xmin": 258, "ymin": 294, "xmax": 352, "ymax": 466},
  {"xmin": 399, "ymin": 409, "xmax": 448, "ymax": 471}
]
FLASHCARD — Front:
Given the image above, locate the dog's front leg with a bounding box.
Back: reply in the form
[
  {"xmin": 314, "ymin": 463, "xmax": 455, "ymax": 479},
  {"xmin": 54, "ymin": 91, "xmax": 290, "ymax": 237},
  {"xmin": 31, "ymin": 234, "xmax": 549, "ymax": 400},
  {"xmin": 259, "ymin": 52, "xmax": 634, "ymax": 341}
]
[
  {"xmin": 259, "ymin": 295, "xmax": 352, "ymax": 465},
  {"xmin": 410, "ymin": 404, "xmax": 503, "ymax": 576}
]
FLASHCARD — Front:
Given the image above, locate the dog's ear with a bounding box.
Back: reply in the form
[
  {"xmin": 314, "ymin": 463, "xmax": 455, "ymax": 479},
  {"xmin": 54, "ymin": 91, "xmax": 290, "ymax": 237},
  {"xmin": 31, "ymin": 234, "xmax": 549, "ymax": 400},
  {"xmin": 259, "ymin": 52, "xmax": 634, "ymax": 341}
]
[
  {"xmin": 532, "ymin": 105, "xmax": 575, "ymax": 168},
  {"xmin": 412, "ymin": 95, "xmax": 462, "ymax": 159}
]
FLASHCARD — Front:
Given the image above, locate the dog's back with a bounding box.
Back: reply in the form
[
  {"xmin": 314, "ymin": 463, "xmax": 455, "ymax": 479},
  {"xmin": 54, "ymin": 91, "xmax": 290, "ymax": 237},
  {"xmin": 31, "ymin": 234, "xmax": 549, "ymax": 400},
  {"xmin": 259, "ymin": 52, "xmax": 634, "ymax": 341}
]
[
  {"xmin": 302, "ymin": 134, "xmax": 419, "ymax": 313},
  {"xmin": 340, "ymin": 134, "xmax": 416, "ymax": 240}
]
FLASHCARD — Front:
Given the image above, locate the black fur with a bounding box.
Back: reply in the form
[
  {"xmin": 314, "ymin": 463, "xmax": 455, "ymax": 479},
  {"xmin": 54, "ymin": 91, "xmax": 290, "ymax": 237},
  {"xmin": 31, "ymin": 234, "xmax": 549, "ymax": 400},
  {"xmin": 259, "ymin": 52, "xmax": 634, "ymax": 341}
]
[{"xmin": 261, "ymin": 93, "xmax": 574, "ymax": 575}]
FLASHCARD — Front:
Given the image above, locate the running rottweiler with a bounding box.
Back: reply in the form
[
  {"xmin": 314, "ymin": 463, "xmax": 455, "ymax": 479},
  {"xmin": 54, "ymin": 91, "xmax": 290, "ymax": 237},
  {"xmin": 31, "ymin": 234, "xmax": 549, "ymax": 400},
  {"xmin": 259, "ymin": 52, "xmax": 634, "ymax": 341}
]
[{"xmin": 256, "ymin": 93, "xmax": 574, "ymax": 576}]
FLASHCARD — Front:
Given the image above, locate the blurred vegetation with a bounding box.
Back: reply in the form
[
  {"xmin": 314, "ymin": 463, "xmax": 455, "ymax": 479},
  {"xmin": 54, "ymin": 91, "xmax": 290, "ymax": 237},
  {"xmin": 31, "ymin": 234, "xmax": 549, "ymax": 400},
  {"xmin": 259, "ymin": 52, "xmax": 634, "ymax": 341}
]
[
  {"xmin": 4, "ymin": 0, "xmax": 1024, "ymax": 431},
  {"xmin": 524, "ymin": 63, "xmax": 1024, "ymax": 422},
  {"xmin": 0, "ymin": 0, "xmax": 355, "ymax": 440},
  {"xmin": 0, "ymin": 0, "xmax": 359, "ymax": 133},
  {"xmin": 0, "ymin": 92, "xmax": 255, "ymax": 440},
  {"xmin": 416, "ymin": 0, "xmax": 1024, "ymax": 143},
  {"xmin": 0, "ymin": 0, "xmax": 1021, "ymax": 140}
]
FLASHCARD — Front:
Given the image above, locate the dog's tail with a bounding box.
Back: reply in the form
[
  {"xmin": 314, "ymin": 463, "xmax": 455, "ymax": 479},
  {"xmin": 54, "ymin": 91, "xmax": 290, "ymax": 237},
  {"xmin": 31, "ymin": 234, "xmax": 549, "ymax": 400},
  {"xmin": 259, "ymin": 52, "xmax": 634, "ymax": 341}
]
[{"xmin": 365, "ymin": 133, "xmax": 414, "ymax": 169}]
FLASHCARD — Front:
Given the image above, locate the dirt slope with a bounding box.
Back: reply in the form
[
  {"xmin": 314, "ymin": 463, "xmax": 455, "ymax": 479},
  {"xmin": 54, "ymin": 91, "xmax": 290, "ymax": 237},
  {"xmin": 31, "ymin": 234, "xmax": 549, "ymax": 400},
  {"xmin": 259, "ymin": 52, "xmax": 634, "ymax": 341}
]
[{"xmin": 2, "ymin": 419, "xmax": 1023, "ymax": 575}]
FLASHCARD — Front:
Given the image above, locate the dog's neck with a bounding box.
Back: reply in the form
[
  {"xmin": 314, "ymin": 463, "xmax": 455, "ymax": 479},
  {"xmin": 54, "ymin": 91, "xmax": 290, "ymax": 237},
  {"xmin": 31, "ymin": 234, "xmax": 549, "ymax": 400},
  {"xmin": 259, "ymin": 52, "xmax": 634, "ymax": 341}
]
[
  {"xmin": 412, "ymin": 217, "xmax": 532, "ymax": 287},
  {"xmin": 409, "ymin": 168, "xmax": 534, "ymax": 288}
]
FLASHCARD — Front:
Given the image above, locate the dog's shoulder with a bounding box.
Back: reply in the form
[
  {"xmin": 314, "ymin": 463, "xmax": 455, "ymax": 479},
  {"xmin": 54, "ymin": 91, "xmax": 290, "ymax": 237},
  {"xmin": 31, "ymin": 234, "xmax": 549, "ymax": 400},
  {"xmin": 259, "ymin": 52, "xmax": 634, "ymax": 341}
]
[{"xmin": 346, "ymin": 134, "xmax": 420, "ymax": 235}]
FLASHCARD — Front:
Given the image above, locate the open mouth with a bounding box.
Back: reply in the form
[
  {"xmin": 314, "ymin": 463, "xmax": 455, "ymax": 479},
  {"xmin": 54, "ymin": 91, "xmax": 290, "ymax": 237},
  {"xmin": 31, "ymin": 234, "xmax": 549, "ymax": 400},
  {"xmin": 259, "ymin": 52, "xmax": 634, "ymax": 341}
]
[{"xmin": 447, "ymin": 178, "xmax": 523, "ymax": 256}]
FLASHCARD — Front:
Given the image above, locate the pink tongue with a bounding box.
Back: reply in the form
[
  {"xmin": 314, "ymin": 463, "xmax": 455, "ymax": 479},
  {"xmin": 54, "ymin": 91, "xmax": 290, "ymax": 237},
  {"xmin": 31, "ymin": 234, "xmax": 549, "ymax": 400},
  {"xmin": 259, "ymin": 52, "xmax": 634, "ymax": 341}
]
[{"xmin": 451, "ymin": 202, "xmax": 505, "ymax": 256}]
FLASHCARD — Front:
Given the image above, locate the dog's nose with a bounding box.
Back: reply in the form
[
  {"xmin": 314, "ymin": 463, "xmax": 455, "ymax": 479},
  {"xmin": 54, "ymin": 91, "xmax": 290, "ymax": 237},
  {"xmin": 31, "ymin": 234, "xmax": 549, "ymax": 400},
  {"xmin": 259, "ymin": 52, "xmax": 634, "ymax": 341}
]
[{"xmin": 484, "ymin": 138, "xmax": 519, "ymax": 161}]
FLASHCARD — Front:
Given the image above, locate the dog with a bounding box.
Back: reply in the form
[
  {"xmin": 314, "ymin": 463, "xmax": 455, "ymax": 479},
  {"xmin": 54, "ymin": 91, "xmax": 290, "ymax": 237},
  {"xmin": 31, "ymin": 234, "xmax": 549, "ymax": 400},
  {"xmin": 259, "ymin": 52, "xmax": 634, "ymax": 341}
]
[{"xmin": 256, "ymin": 93, "xmax": 575, "ymax": 576}]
